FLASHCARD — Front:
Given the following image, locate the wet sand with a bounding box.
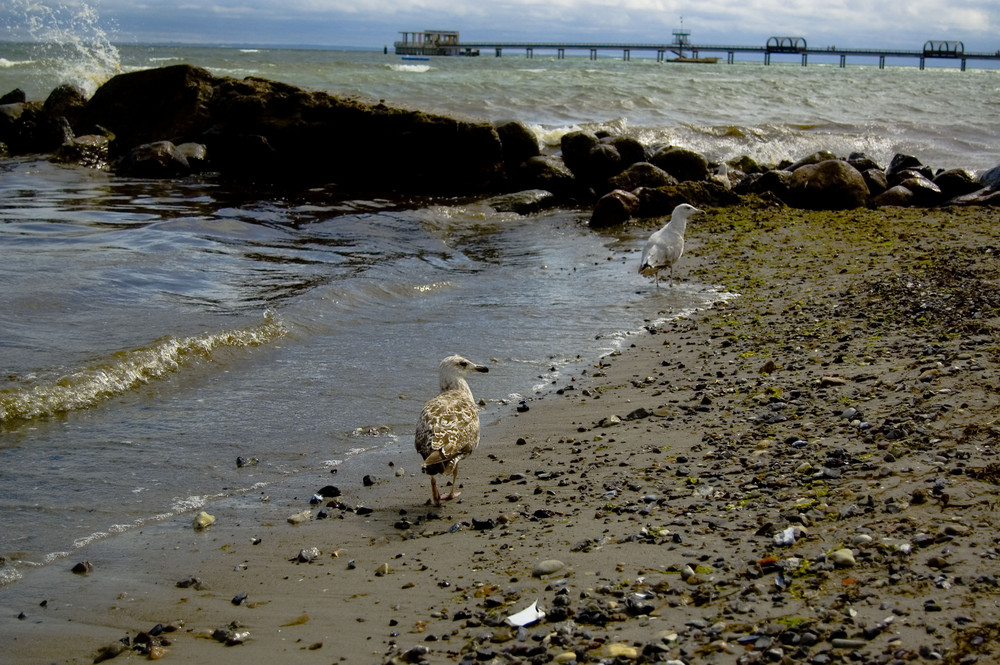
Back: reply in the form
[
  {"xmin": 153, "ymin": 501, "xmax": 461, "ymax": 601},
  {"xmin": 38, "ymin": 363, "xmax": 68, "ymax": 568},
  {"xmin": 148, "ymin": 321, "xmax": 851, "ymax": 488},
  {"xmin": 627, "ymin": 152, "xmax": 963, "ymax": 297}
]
[{"xmin": 3, "ymin": 204, "xmax": 1000, "ymax": 665}]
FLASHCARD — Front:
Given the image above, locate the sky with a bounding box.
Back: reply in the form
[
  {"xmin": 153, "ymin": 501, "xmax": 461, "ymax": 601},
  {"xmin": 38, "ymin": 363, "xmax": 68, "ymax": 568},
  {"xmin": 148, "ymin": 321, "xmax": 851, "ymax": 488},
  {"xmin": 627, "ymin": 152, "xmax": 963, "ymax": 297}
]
[{"xmin": 2, "ymin": 0, "xmax": 999, "ymax": 53}]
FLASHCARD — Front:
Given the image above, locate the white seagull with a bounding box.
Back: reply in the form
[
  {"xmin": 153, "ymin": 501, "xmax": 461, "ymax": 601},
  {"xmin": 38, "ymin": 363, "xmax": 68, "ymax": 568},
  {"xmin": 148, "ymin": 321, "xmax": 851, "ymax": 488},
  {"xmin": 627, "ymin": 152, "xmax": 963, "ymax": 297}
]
[
  {"xmin": 638, "ymin": 203, "xmax": 703, "ymax": 288},
  {"xmin": 415, "ymin": 355, "xmax": 489, "ymax": 506}
]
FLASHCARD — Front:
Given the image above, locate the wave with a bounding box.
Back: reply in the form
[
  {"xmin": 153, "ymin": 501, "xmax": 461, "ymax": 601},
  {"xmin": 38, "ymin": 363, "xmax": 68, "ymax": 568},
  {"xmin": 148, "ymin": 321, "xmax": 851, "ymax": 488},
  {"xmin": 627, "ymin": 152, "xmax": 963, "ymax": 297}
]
[
  {"xmin": 0, "ymin": 58, "xmax": 35, "ymax": 68},
  {"xmin": 388, "ymin": 63, "xmax": 433, "ymax": 73},
  {"xmin": 0, "ymin": 313, "xmax": 287, "ymax": 426}
]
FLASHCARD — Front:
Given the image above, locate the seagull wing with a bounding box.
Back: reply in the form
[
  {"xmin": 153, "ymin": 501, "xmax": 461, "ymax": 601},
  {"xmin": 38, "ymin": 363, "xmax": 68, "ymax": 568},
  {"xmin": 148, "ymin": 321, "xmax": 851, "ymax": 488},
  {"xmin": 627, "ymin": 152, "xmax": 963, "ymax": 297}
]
[
  {"xmin": 417, "ymin": 391, "xmax": 481, "ymax": 468},
  {"xmin": 639, "ymin": 227, "xmax": 684, "ymax": 274}
]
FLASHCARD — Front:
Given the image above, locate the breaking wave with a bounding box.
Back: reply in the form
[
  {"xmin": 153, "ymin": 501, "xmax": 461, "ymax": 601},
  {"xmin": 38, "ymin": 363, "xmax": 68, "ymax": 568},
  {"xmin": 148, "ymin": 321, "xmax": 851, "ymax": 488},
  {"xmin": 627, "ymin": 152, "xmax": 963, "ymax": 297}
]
[{"xmin": 0, "ymin": 313, "xmax": 287, "ymax": 425}]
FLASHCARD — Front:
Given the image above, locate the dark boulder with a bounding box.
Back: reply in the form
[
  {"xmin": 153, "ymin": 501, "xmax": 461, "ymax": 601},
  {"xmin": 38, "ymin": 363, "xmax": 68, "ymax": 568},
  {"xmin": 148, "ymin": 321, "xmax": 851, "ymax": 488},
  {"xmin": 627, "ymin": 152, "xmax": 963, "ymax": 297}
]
[
  {"xmin": 635, "ymin": 181, "xmax": 739, "ymax": 217},
  {"xmin": 516, "ymin": 155, "xmax": 580, "ymax": 200},
  {"xmin": 608, "ymin": 162, "xmax": 677, "ymax": 191},
  {"xmin": 861, "ymin": 168, "xmax": 888, "ymax": 197},
  {"xmin": 848, "ymin": 152, "xmax": 882, "ymax": 173},
  {"xmin": 898, "ymin": 174, "xmax": 943, "ymax": 205},
  {"xmin": 933, "ymin": 169, "xmax": 981, "ymax": 200},
  {"xmin": 886, "ymin": 153, "xmax": 932, "ymax": 184},
  {"xmin": 54, "ymin": 134, "xmax": 112, "ymax": 168},
  {"xmin": 560, "ymin": 130, "xmax": 600, "ymax": 176},
  {"xmin": 43, "ymin": 84, "xmax": 87, "ymax": 129},
  {"xmin": 788, "ymin": 150, "xmax": 838, "ymax": 172},
  {"xmin": 80, "ymin": 64, "xmax": 507, "ymax": 190},
  {"xmin": 118, "ymin": 140, "xmax": 205, "ymax": 178},
  {"xmin": 589, "ymin": 189, "xmax": 640, "ymax": 228},
  {"xmin": 735, "ymin": 169, "xmax": 794, "ymax": 201},
  {"xmin": 0, "ymin": 102, "xmax": 74, "ymax": 155},
  {"xmin": 977, "ymin": 164, "xmax": 1000, "ymax": 189},
  {"xmin": 786, "ymin": 159, "xmax": 869, "ymax": 209},
  {"xmin": 649, "ymin": 146, "xmax": 709, "ymax": 182},
  {"xmin": 82, "ymin": 64, "xmax": 217, "ymax": 157},
  {"xmin": 585, "ymin": 142, "xmax": 624, "ymax": 187},
  {"xmin": 486, "ymin": 189, "xmax": 557, "ymax": 215},
  {"xmin": 604, "ymin": 136, "xmax": 647, "ymax": 167},
  {"xmin": 0, "ymin": 88, "xmax": 27, "ymax": 105},
  {"xmin": 871, "ymin": 185, "xmax": 915, "ymax": 207},
  {"xmin": 495, "ymin": 120, "xmax": 539, "ymax": 173}
]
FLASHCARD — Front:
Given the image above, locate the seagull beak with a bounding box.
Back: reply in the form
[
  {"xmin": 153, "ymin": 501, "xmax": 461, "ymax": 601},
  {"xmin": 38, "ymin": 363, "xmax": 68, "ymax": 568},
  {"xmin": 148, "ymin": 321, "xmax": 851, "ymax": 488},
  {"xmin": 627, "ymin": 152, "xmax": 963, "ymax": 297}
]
[{"xmin": 476, "ymin": 364, "xmax": 489, "ymax": 374}]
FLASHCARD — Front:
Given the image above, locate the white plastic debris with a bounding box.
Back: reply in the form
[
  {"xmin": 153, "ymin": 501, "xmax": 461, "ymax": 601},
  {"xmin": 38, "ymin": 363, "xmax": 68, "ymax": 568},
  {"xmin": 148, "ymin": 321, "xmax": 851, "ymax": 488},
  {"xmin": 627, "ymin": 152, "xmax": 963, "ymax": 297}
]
[{"xmin": 507, "ymin": 600, "xmax": 545, "ymax": 627}]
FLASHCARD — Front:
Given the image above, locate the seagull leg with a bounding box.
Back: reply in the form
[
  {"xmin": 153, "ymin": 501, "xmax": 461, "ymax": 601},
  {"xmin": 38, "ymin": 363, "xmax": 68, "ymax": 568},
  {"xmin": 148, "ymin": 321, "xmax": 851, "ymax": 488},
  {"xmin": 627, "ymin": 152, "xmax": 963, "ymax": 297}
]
[
  {"xmin": 444, "ymin": 463, "xmax": 462, "ymax": 500},
  {"xmin": 430, "ymin": 476, "xmax": 441, "ymax": 507}
]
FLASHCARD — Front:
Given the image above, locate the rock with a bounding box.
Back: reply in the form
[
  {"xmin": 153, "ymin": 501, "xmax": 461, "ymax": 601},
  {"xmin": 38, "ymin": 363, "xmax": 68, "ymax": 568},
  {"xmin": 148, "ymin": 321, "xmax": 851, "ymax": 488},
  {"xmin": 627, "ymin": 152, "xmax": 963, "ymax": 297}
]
[
  {"xmin": 786, "ymin": 159, "xmax": 869, "ymax": 209},
  {"xmin": 119, "ymin": 140, "xmax": 203, "ymax": 177},
  {"xmin": 934, "ymin": 168, "xmax": 982, "ymax": 199},
  {"xmin": 494, "ymin": 120, "xmax": 539, "ymax": 172},
  {"xmin": 886, "ymin": 153, "xmax": 931, "ymax": 183},
  {"xmin": 871, "ymin": 184, "xmax": 915, "ymax": 207},
  {"xmin": 788, "ymin": 150, "xmax": 838, "ymax": 171},
  {"xmin": 516, "ymin": 155, "xmax": 579, "ymax": 199},
  {"xmin": 898, "ymin": 174, "xmax": 943, "ymax": 205},
  {"xmin": 532, "ymin": 559, "xmax": 566, "ymax": 577},
  {"xmin": 42, "ymin": 83, "xmax": 87, "ymax": 128},
  {"xmin": 605, "ymin": 135, "xmax": 647, "ymax": 166},
  {"xmin": 589, "ymin": 189, "xmax": 640, "ymax": 228},
  {"xmin": 634, "ymin": 180, "xmax": 739, "ymax": 216},
  {"xmin": 861, "ymin": 168, "xmax": 888, "ymax": 197},
  {"xmin": 374, "ymin": 562, "xmax": 390, "ymax": 576},
  {"xmin": 486, "ymin": 189, "xmax": 558, "ymax": 215},
  {"xmin": 0, "ymin": 88, "xmax": 27, "ymax": 104},
  {"xmin": 848, "ymin": 152, "xmax": 881, "ymax": 173},
  {"xmin": 71, "ymin": 561, "xmax": 94, "ymax": 575},
  {"xmin": 316, "ymin": 484, "xmax": 341, "ymax": 498},
  {"xmin": 287, "ymin": 509, "xmax": 312, "ymax": 524},
  {"xmin": 735, "ymin": 169, "xmax": 793, "ymax": 200},
  {"xmin": 93, "ymin": 641, "xmax": 129, "ymax": 663},
  {"xmin": 560, "ymin": 130, "xmax": 600, "ymax": 176},
  {"xmin": 649, "ymin": 145, "xmax": 710, "ymax": 182},
  {"xmin": 585, "ymin": 142, "xmax": 624, "ymax": 187},
  {"xmin": 297, "ymin": 547, "xmax": 321, "ymax": 563},
  {"xmin": 829, "ymin": 548, "xmax": 856, "ymax": 567},
  {"xmin": 607, "ymin": 162, "xmax": 677, "ymax": 191},
  {"xmin": 81, "ymin": 64, "xmax": 507, "ymax": 189},
  {"xmin": 979, "ymin": 163, "xmax": 1000, "ymax": 189}
]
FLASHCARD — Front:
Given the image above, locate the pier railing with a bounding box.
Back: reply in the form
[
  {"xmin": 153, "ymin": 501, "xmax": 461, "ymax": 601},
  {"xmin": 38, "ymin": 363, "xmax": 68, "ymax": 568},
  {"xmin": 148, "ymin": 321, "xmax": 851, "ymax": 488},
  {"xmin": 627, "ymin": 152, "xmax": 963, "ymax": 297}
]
[{"xmin": 451, "ymin": 38, "xmax": 1000, "ymax": 70}]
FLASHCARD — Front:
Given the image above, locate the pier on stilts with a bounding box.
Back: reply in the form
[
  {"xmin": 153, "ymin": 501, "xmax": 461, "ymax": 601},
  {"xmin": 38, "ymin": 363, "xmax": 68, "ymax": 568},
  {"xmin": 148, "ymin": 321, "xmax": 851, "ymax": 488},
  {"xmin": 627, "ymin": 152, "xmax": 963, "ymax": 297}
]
[{"xmin": 395, "ymin": 29, "xmax": 1000, "ymax": 70}]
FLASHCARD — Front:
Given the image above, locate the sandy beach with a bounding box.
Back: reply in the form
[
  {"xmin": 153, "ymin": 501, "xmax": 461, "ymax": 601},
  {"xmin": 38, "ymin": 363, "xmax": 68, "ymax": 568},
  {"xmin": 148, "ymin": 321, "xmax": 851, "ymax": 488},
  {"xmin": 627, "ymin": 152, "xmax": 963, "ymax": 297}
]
[{"xmin": 3, "ymin": 202, "xmax": 999, "ymax": 665}]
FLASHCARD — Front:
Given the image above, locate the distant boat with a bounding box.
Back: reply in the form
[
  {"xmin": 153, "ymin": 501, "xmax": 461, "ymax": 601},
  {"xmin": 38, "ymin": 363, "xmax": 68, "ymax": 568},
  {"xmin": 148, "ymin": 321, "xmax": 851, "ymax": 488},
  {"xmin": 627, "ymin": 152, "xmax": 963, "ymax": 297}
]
[{"xmin": 401, "ymin": 55, "xmax": 430, "ymax": 61}]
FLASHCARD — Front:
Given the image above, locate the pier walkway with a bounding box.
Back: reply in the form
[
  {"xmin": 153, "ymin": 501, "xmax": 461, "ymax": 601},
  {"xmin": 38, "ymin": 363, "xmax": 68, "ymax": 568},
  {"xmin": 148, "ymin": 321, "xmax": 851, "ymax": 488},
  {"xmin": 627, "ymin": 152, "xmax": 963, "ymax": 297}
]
[{"xmin": 451, "ymin": 38, "xmax": 1000, "ymax": 70}]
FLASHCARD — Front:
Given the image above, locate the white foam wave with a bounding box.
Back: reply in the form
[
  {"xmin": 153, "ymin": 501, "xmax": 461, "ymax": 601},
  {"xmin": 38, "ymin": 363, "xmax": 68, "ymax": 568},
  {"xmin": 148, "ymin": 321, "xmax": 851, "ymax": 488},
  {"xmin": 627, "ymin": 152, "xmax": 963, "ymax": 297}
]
[
  {"xmin": 0, "ymin": 312, "xmax": 288, "ymax": 424},
  {"xmin": 0, "ymin": 58, "xmax": 34, "ymax": 68},
  {"xmin": 388, "ymin": 64, "xmax": 432, "ymax": 73}
]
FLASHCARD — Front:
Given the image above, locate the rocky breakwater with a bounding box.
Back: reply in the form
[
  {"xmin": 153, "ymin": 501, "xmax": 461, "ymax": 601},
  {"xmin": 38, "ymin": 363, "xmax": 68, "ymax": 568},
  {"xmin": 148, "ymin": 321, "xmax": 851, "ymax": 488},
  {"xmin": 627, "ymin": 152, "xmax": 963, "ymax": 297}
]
[
  {"xmin": 527, "ymin": 132, "xmax": 1000, "ymax": 228},
  {"xmin": 0, "ymin": 64, "xmax": 542, "ymax": 193}
]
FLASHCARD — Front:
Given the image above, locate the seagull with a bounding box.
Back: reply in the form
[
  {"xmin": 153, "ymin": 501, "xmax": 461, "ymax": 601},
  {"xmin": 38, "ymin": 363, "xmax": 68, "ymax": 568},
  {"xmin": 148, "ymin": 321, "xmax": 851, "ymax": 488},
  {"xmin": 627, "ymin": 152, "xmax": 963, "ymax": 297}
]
[
  {"xmin": 638, "ymin": 203, "xmax": 703, "ymax": 288},
  {"xmin": 415, "ymin": 355, "xmax": 489, "ymax": 506}
]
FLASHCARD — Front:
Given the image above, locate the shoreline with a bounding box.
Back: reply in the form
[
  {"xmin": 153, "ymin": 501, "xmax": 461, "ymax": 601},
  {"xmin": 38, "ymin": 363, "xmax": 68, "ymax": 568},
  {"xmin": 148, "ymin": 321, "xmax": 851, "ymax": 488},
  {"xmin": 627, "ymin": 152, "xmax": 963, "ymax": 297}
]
[{"xmin": 3, "ymin": 204, "xmax": 1000, "ymax": 665}]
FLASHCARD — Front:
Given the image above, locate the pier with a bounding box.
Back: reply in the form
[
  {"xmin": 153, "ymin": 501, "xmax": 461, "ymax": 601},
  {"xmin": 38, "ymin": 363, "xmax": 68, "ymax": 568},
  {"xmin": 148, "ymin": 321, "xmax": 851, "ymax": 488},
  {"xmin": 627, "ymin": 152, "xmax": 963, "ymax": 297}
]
[{"xmin": 395, "ymin": 30, "xmax": 1000, "ymax": 70}]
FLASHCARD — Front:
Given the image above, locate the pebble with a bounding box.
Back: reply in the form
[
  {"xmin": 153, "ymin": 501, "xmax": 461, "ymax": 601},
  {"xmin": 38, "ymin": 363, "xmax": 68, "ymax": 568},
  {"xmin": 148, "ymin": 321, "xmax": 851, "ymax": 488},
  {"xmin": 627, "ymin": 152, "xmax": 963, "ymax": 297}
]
[
  {"xmin": 287, "ymin": 509, "xmax": 312, "ymax": 524},
  {"xmin": 297, "ymin": 547, "xmax": 321, "ymax": 563},
  {"xmin": 532, "ymin": 559, "xmax": 566, "ymax": 578},
  {"xmin": 829, "ymin": 548, "xmax": 856, "ymax": 568},
  {"xmin": 71, "ymin": 561, "xmax": 94, "ymax": 575}
]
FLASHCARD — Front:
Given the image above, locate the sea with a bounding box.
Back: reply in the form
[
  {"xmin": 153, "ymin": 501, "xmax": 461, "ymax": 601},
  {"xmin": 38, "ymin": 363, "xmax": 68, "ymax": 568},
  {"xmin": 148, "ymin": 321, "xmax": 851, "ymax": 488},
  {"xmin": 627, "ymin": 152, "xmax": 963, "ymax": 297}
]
[{"xmin": 1, "ymin": 37, "xmax": 998, "ymax": 590}]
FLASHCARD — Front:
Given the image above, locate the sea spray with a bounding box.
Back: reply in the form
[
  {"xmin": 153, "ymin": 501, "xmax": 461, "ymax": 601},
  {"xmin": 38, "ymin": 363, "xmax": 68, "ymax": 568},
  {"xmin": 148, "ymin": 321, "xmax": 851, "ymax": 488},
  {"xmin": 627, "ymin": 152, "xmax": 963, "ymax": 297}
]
[{"xmin": 4, "ymin": 0, "xmax": 121, "ymax": 96}]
